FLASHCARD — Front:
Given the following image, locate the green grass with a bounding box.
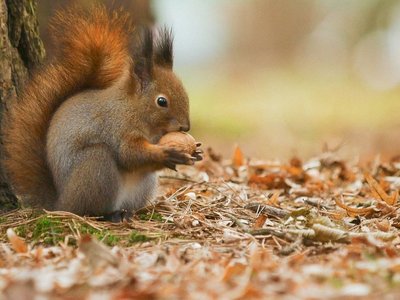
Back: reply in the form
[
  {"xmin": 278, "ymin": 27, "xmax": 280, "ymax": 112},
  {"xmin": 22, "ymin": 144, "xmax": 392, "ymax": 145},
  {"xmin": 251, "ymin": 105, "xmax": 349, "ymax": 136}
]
[
  {"xmin": 32, "ymin": 216, "xmax": 64, "ymax": 245},
  {"xmin": 79, "ymin": 223, "xmax": 121, "ymax": 246},
  {"xmin": 2, "ymin": 211, "xmax": 156, "ymax": 247},
  {"xmin": 129, "ymin": 230, "xmax": 152, "ymax": 243},
  {"xmin": 138, "ymin": 212, "xmax": 164, "ymax": 222},
  {"xmin": 14, "ymin": 215, "xmax": 65, "ymax": 245},
  {"xmin": 15, "ymin": 225, "xmax": 27, "ymax": 239}
]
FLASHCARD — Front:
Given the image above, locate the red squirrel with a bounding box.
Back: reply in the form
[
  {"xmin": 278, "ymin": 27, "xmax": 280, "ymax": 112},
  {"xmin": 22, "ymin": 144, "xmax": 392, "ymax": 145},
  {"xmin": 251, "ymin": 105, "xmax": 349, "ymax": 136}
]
[{"xmin": 2, "ymin": 5, "xmax": 200, "ymax": 220}]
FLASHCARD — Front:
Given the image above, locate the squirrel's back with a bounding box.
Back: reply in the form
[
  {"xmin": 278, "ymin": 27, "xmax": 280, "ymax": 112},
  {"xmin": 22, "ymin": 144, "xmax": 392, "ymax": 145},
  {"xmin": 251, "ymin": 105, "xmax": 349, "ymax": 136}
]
[{"xmin": 3, "ymin": 5, "xmax": 132, "ymax": 208}]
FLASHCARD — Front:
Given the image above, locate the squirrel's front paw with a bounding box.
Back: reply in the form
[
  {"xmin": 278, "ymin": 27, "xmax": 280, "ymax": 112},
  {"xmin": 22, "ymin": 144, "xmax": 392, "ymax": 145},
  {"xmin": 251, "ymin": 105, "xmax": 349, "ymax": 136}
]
[{"xmin": 162, "ymin": 148, "xmax": 196, "ymax": 171}]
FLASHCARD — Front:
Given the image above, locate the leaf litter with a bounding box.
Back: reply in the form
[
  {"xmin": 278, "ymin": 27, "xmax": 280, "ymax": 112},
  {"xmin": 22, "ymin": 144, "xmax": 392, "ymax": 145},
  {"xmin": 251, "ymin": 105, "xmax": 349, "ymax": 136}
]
[{"xmin": 1, "ymin": 147, "xmax": 400, "ymax": 298}]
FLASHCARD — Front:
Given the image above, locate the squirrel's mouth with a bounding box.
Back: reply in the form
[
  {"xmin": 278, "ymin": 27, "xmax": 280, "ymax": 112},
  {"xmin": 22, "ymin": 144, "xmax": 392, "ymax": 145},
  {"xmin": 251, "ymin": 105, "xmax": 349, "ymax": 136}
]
[
  {"xmin": 150, "ymin": 124, "xmax": 185, "ymax": 144},
  {"xmin": 150, "ymin": 133, "xmax": 165, "ymax": 144}
]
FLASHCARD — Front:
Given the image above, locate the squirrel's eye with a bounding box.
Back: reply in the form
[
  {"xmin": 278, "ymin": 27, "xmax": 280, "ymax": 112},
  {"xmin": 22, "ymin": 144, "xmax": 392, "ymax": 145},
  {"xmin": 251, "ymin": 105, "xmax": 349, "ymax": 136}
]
[{"xmin": 156, "ymin": 96, "xmax": 168, "ymax": 108}]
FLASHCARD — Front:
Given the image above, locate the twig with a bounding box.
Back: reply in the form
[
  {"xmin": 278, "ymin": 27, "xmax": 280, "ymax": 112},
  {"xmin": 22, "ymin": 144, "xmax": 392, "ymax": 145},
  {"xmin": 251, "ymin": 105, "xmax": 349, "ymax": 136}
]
[
  {"xmin": 225, "ymin": 213, "xmax": 248, "ymax": 231},
  {"xmin": 159, "ymin": 175, "xmax": 200, "ymax": 184},
  {"xmin": 244, "ymin": 203, "xmax": 289, "ymax": 218}
]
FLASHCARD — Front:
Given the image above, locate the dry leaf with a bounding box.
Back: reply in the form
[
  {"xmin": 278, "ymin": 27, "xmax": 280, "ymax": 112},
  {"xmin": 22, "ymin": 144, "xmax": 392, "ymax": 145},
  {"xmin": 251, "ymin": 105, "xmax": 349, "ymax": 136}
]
[
  {"xmin": 389, "ymin": 190, "xmax": 399, "ymax": 206},
  {"xmin": 287, "ymin": 250, "xmax": 309, "ymax": 267},
  {"xmin": 253, "ymin": 215, "xmax": 267, "ymax": 229},
  {"xmin": 232, "ymin": 145, "xmax": 245, "ymax": 167},
  {"xmin": 6, "ymin": 228, "xmax": 28, "ymax": 254},
  {"xmin": 222, "ymin": 263, "xmax": 247, "ymax": 282},
  {"xmin": 365, "ymin": 172, "xmax": 393, "ymax": 205},
  {"xmin": 335, "ymin": 197, "xmax": 375, "ymax": 217},
  {"xmin": 1, "ymin": 147, "xmax": 400, "ymax": 298},
  {"xmin": 312, "ymin": 223, "xmax": 348, "ymax": 242},
  {"xmin": 248, "ymin": 174, "xmax": 288, "ymax": 189},
  {"xmin": 376, "ymin": 219, "xmax": 391, "ymax": 232},
  {"xmin": 266, "ymin": 190, "xmax": 281, "ymax": 206},
  {"xmin": 79, "ymin": 235, "xmax": 118, "ymax": 268}
]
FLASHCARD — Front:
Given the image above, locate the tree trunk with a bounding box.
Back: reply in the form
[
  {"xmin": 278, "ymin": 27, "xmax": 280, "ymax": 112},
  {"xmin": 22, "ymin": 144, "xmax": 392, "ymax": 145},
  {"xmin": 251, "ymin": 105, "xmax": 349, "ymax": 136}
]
[{"xmin": 0, "ymin": 0, "xmax": 44, "ymax": 210}]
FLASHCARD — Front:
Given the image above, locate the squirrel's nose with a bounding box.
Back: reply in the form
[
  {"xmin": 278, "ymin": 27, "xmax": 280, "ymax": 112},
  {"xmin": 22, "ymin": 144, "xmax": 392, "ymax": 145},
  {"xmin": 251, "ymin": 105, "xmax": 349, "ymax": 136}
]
[{"xmin": 179, "ymin": 124, "xmax": 190, "ymax": 132}]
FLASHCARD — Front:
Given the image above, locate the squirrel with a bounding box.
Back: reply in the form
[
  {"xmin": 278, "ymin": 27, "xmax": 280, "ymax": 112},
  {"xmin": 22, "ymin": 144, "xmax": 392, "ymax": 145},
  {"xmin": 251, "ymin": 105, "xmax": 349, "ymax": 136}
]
[{"xmin": 2, "ymin": 5, "xmax": 201, "ymax": 221}]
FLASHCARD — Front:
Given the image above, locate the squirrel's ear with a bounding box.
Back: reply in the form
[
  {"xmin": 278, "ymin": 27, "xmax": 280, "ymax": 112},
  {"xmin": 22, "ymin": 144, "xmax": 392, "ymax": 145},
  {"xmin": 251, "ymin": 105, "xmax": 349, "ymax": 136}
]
[
  {"xmin": 154, "ymin": 27, "xmax": 173, "ymax": 69},
  {"xmin": 132, "ymin": 27, "xmax": 153, "ymax": 90}
]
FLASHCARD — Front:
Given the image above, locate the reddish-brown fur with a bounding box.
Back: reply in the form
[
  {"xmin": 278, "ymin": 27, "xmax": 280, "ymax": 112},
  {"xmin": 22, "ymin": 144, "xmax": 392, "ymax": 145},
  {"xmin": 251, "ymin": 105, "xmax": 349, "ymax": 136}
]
[
  {"xmin": 3, "ymin": 4, "xmax": 196, "ymax": 217},
  {"xmin": 3, "ymin": 6, "xmax": 132, "ymax": 208}
]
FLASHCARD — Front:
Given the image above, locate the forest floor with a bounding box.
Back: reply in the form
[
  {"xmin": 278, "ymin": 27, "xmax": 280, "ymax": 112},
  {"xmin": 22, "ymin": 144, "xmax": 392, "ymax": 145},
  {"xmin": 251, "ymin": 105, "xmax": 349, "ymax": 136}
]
[{"xmin": 1, "ymin": 147, "xmax": 400, "ymax": 299}]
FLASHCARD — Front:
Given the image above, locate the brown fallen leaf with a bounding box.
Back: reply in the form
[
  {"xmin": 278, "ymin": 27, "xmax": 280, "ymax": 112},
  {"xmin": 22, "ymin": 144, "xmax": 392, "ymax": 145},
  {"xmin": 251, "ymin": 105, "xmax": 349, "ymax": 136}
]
[
  {"xmin": 335, "ymin": 196, "xmax": 375, "ymax": 217},
  {"xmin": 339, "ymin": 162, "xmax": 356, "ymax": 181},
  {"xmin": 389, "ymin": 190, "xmax": 399, "ymax": 206},
  {"xmin": 312, "ymin": 223, "xmax": 348, "ymax": 242},
  {"xmin": 365, "ymin": 172, "xmax": 394, "ymax": 205},
  {"xmin": 375, "ymin": 201, "xmax": 397, "ymax": 217},
  {"xmin": 79, "ymin": 234, "xmax": 118, "ymax": 268},
  {"xmin": 253, "ymin": 215, "xmax": 267, "ymax": 229},
  {"xmin": 6, "ymin": 228, "xmax": 28, "ymax": 254},
  {"xmin": 114, "ymin": 287, "xmax": 156, "ymax": 300},
  {"xmin": 290, "ymin": 156, "xmax": 302, "ymax": 168},
  {"xmin": 350, "ymin": 231, "xmax": 397, "ymax": 241},
  {"xmin": 248, "ymin": 174, "xmax": 288, "ymax": 189},
  {"xmin": 266, "ymin": 190, "xmax": 281, "ymax": 206},
  {"xmin": 376, "ymin": 219, "xmax": 391, "ymax": 232},
  {"xmin": 385, "ymin": 247, "xmax": 399, "ymax": 258},
  {"xmin": 232, "ymin": 145, "xmax": 245, "ymax": 167},
  {"xmin": 284, "ymin": 165, "xmax": 303, "ymax": 177},
  {"xmin": 221, "ymin": 262, "xmax": 247, "ymax": 282},
  {"xmin": 239, "ymin": 284, "xmax": 264, "ymax": 299},
  {"xmin": 287, "ymin": 249, "xmax": 309, "ymax": 267},
  {"xmin": 32, "ymin": 246, "xmax": 43, "ymax": 266},
  {"xmin": 196, "ymin": 154, "xmax": 224, "ymax": 176}
]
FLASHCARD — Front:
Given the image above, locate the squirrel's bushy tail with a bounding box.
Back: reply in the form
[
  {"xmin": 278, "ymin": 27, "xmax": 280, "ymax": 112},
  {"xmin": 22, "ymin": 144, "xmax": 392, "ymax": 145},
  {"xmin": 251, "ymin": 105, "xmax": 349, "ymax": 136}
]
[{"xmin": 3, "ymin": 5, "xmax": 132, "ymax": 209}]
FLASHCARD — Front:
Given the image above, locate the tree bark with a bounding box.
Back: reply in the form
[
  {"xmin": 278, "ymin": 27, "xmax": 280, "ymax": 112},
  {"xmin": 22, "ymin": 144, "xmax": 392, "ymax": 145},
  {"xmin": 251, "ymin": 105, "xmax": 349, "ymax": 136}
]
[{"xmin": 0, "ymin": 0, "xmax": 44, "ymax": 210}]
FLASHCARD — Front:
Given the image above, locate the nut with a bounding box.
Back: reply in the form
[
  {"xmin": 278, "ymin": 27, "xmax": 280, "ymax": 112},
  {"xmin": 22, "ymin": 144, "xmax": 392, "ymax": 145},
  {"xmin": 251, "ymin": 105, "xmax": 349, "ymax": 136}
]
[{"xmin": 158, "ymin": 132, "xmax": 197, "ymax": 154}]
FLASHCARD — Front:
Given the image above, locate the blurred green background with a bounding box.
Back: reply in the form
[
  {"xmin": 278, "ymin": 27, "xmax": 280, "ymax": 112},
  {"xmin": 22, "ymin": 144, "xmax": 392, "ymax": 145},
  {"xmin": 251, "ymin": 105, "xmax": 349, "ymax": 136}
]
[{"xmin": 38, "ymin": 0, "xmax": 400, "ymax": 160}]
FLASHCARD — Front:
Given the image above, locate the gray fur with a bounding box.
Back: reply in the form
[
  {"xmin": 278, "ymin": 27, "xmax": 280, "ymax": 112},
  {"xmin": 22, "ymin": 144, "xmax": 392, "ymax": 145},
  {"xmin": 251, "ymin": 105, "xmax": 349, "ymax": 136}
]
[{"xmin": 46, "ymin": 76, "xmax": 157, "ymax": 216}]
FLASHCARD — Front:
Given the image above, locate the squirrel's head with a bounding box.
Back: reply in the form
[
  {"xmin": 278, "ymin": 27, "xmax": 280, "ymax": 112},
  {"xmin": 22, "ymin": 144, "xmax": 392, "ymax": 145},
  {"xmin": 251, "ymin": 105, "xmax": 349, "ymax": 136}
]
[{"xmin": 129, "ymin": 28, "xmax": 190, "ymax": 142}]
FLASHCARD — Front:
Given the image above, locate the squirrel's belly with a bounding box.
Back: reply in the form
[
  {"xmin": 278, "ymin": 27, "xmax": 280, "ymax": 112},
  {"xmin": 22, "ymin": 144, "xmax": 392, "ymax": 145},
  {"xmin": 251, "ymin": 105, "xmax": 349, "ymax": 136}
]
[{"xmin": 115, "ymin": 171, "xmax": 157, "ymax": 211}]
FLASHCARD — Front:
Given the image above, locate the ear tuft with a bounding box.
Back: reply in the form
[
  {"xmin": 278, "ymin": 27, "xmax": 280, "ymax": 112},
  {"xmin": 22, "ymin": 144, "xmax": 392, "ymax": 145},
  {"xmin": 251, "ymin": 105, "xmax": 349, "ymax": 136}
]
[
  {"xmin": 132, "ymin": 27, "xmax": 154, "ymax": 90},
  {"xmin": 154, "ymin": 27, "xmax": 174, "ymax": 68}
]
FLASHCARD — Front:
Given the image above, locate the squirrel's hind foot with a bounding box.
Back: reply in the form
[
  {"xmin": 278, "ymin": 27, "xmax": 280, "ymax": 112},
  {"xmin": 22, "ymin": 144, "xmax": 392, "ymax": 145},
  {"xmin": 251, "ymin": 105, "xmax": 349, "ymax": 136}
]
[{"xmin": 101, "ymin": 209, "xmax": 133, "ymax": 223}]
